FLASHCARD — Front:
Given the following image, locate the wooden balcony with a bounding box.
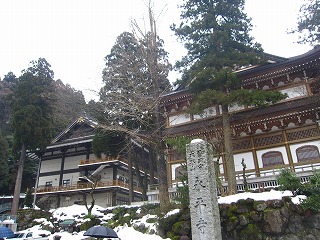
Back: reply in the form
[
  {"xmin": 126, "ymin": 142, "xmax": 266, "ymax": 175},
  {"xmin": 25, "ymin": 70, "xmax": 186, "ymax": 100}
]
[
  {"xmin": 79, "ymin": 156, "xmax": 148, "ymax": 173},
  {"xmin": 79, "ymin": 155, "xmax": 125, "ymax": 165},
  {"xmin": 35, "ymin": 180, "xmax": 142, "ymax": 194}
]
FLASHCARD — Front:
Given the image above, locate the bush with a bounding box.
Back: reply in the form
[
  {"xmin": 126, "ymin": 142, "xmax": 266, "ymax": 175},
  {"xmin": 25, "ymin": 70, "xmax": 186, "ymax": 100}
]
[
  {"xmin": 277, "ymin": 169, "xmax": 320, "ymax": 212},
  {"xmin": 79, "ymin": 215, "xmax": 101, "ymax": 231},
  {"xmin": 277, "ymin": 168, "xmax": 301, "ymax": 194}
]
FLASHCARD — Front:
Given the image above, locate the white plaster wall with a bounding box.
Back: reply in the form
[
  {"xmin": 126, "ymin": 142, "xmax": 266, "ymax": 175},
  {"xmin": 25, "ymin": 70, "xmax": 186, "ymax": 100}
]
[
  {"xmin": 62, "ymin": 172, "xmax": 79, "ymax": 186},
  {"xmin": 64, "ymin": 156, "xmax": 82, "ymax": 170},
  {"xmin": 99, "ymin": 168, "xmax": 114, "ymax": 181},
  {"xmin": 280, "ymin": 85, "xmax": 308, "ymax": 99},
  {"xmin": 41, "ymin": 160, "xmax": 61, "ymax": 173},
  {"xmin": 38, "ymin": 175, "xmax": 59, "ymax": 187},
  {"xmin": 57, "ymin": 192, "xmax": 113, "ymax": 209},
  {"xmin": 169, "ymin": 114, "xmax": 190, "ymax": 125},
  {"xmin": 234, "ymin": 152, "xmax": 255, "ymax": 171},
  {"xmin": 171, "ymin": 163, "xmax": 181, "ymax": 181}
]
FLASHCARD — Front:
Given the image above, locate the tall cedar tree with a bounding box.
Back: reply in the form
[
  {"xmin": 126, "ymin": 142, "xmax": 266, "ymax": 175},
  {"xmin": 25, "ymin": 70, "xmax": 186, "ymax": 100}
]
[
  {"xmin": 11, "ymin": 58, "xmax": 55, "ymax": 215},
  {"xmin": 172, "ymin": 0, "xmax": 287, "ymax": 194},
  {"xmin": 99, "ymin": 29, "xmax": 171, "ymax": 206},
  {"xmin": 0, "ymin": 131, "xmax": 9, "ymax": 194},
  {"xmin": 292, "ymin": 0, "xmax": 320, "ymax": 45}
]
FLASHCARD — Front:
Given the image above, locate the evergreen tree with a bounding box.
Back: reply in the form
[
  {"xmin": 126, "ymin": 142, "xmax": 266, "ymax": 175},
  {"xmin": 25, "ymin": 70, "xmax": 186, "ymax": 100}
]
[
  {"xmin": 292, "ymin": 0, "xmax": 320, "ymax": 45},
  {"xmin": 11, "ymin": 58, "xmax": 55, "ymax": 214},
  {"xmin": 3, "ymin": 72, "xmax": 17, "ymax": 84},
  {"xmin": 0, "ymin": 131, "xmax": 9, "ymax": 195},
  {"xmin": 172, "ymin": 0, "xmax": 287, "ymax": 194},
  {"xmin": 99, "ymin": 28, "xmax": 172, "ymax": 206},
  {"xmin": 24, "ymin": 188, "xmax": 33, "ymax": 208}
]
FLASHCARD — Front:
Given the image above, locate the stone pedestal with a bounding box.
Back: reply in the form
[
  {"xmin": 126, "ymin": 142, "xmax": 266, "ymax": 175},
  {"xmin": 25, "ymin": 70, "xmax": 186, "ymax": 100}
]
[{"xmin": 186, "ymin": 139, "xmax": 222, "ymax": 240}]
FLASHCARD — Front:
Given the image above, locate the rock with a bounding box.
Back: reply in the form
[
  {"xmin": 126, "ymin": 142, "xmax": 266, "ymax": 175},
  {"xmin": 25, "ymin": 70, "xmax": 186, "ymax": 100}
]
[
  {"xmin": 225, "ymin": 217, "xmax": 239, "ymax": 232},
  {"xmin": 306, "ymin": 214, "xmax": 320, "ymax": 229},
  {"xmin": 138, "ymin": 222, "xmax": 146, "ymax": 232},
  {"xmin": 286, "ymin": 215, "xmax": 304, "ymax": 233},
  {"xmin": 254, "ymin": 201, "xmax": 268, "ymax": 212},
  {"xmin": 235, "ymin": 199, "xmax": 254, "ymax": 214},
  {"xmin": 304, "ymin": 234, "xmax": 317, "ymax": 240},
  {"xmin": 249, "ymin": 211, "xmax": 262, "ymax": 222},
  {"xmin": 239, "ymin": 215, "xmax": 249, "ymax": 226},
  {"xmin": 262, "ymin": 207, "xmax": 289, "ymax": 234},
  {"xmin": 280, "ymin": 234, "xmax": 300, "ymax": 240}
]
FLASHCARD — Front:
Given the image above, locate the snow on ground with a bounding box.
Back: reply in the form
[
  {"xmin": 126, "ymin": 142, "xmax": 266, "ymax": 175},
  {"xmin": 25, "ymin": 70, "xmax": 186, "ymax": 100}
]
[
  {"xmin": 24, "ymin": 190, "xmax": 305, "ymax": 240},
  {"xmin": 218, "ymin": 189, "xmax": 293, "ymax": 204}
]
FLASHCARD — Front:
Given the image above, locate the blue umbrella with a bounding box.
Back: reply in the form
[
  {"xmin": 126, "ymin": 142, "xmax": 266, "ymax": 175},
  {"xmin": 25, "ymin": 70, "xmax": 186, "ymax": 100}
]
[
  {"xmin": 83, "ymin": 225, "xmax": 118, "ymax": 238},
  {"xmin": 0, "ymin": 226, "xmax": 15, "ymax": 238}
]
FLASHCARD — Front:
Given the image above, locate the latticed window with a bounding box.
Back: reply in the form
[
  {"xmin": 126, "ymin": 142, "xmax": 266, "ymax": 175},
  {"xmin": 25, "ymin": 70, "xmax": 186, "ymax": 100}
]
[
  {"xmin": 296, "ymin": 145, "xmax": 320, "ymax": 162},
  {"xmin": 261, "ymin": 151, "xmax": 284, "ymax": 167}
]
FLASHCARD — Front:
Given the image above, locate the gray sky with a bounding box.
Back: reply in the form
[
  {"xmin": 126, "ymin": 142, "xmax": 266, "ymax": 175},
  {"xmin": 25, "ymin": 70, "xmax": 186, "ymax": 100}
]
[{"xmin": 0, "ymin": 0, "xmax": 311, "ymax": 101}]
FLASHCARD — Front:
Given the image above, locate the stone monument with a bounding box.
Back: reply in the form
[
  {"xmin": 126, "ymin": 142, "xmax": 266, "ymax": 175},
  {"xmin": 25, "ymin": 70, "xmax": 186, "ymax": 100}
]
[{"xmin": 186, "ymin": 139, "xmax": 222, "ymax": 240}]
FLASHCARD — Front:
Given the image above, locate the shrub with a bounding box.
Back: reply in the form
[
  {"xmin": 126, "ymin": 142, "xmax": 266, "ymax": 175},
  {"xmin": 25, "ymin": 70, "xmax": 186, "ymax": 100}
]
[{"xmin": 277, "ymin": 168, "xmax": 301, "ymax": 194}]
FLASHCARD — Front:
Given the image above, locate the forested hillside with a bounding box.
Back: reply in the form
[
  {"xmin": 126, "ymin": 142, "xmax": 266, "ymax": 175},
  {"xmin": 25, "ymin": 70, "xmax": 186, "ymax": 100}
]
[{"xmin": 0, "ymin": 76, "xmax": 88, "ymax": 195}]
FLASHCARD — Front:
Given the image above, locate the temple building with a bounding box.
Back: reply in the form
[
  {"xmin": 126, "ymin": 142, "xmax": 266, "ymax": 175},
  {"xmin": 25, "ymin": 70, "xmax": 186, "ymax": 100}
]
[
  {"xmin": 157, "ymin": 46, "xmax": 320, "ymax": 194},
  {"xmin": 34, "ymin": 117, "xmax": 157, "ymax": 209}
]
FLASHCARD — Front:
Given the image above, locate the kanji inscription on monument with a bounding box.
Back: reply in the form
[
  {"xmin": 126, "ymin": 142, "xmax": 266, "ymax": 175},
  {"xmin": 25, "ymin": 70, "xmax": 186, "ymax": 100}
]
[{"xmin": 186, "ymin": 139, "xmax": 222, "ymax": 240}]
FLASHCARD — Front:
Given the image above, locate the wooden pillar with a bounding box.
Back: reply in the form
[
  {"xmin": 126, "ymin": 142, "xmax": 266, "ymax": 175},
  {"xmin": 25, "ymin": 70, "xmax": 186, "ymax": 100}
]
[
  {"xmin": 251, "ymin": 136, "xmax": 260, "ymax": 177},
  {"xmin": 283, "ymin": 130, "xmax": 294, "ymax": 170},
  {"xmin": 85, "ymin": 143, "xmax": 91, "ymax": 160},
  {"xmin": 59, "ymin": 148, "xmax": 68, "ymax": 187}
]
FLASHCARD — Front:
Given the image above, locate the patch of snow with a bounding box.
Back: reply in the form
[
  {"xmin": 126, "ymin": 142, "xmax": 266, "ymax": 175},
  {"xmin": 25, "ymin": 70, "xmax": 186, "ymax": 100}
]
[
  {"xmin": 164, "ymin": 209, "xmax": 180, "ymax": 218},
  {"xmin": 218, "ymin": 190, "xmax": 293, "ymax": 204}
]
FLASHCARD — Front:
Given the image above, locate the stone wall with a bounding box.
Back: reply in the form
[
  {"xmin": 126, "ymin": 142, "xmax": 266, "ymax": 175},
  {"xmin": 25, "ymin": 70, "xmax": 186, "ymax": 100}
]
[
  {"xmin": 160, "ymin": 197, "xmax": 320, "ymax": 240},
  {"xmin": 220, "ymin": 197, "xmax": 320, "ymax": 240}
]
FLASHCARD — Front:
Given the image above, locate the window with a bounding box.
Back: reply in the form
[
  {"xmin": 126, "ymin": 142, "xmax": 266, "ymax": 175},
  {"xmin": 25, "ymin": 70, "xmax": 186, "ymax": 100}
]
[
  {"xmin": 63, "ymin": 179, "xmax": 70, "ymax": 187},
  {"xmin": 296, "ymin": 145, "xmax": 320, "ymax": 162},
  {"xmin": 261, "ymin": 151, "xmax": 284, "ymax": 167},
  {"xmin": 45, "ymin": 181, "xmax": 52, "ymax": 187}
]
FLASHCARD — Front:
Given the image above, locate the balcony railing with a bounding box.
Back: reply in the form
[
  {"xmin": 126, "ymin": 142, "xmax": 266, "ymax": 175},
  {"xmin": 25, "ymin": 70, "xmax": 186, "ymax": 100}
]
[
  {"xmin": 79, "ymin": 156, "xmax": 148, "ymax": 173},
  {"xmin": 36, "ymin": 180, "xmax": 142, "ymax": 194},
  {"xmin": 79, "ymin": 155, "xmax": 124, "ymax": 165}
]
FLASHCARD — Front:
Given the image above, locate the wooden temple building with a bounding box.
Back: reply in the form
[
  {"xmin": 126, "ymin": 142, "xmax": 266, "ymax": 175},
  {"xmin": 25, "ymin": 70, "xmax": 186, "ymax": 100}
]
[
  {"xmin": 34, "ymin": 47, "xmax": 320, "ymax": 207},
  {"xmin": 154, "ymin": 46, "xmax": 320, "ymax": 197},
  {"xmin": 34, "ymin": 117, "xmax": 157, "ymax": 209}
]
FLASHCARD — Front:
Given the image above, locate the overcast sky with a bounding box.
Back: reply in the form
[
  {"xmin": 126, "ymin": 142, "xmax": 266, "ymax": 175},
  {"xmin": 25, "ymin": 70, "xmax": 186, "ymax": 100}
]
[{"xmin": 0, "ymin": 0, "xmax": 312, "ymax": 101}]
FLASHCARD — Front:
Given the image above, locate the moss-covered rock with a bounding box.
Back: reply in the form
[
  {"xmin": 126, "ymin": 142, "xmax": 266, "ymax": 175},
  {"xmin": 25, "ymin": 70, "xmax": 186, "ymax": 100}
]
[{"xmin": 239, "ymin": 224, "xmax": 263, "ymax": 240}]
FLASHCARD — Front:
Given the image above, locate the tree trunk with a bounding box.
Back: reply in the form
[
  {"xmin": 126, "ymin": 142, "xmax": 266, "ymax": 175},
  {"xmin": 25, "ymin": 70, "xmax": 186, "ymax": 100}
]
[
  {"xmin": 11, "ymin": 143, "xmax": 26, "ymax": 215},
  {"xmin": 156, "ymin": 147, "xmax": 170, "ymax": 208},
  {"xmin": 128, "ymin": 142, "xmax": 133, "ymax": 204},
  {"xmin": 221, "ymin": 105, "xmax": 237, "ymax": 194},
  {"xmin": 149, "ymin": 149, "xmax": 155, "ymax": 185}
]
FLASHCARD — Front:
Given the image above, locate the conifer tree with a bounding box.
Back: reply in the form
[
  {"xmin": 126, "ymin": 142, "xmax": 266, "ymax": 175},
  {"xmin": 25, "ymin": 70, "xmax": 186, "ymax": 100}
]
[
  {"xmin": 11, "ymin": 58, "xmax": 55, "ymax": 214},
  {"xmin": 292, "ymin": 0, "xmax": 320, "ymax": 45},
  {"xmin": 0, "ymin": 131, "xmax": 9, "ymax": 194},
  {"xmin": 172, "ymin": 0, "xmax": 287, "ymax": 194},
  {"xmin": 99, "ymin": 25, "xmax": 172, "ymax": 205}
]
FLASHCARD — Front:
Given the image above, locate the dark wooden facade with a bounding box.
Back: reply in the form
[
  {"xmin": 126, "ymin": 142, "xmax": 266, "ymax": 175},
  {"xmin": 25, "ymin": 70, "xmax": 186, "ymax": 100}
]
[{"xmin": 35, "ymin": 117, "xmax": 157, "ymax": 209}]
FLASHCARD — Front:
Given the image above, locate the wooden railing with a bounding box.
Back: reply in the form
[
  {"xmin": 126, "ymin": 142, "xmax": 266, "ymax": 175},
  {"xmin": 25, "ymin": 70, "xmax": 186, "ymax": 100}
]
[
  {"xmin": 79, "ymin": 156, "xmax": 147, "ymax": 173},
  {"xmin": 36, "ymin": 180, "xmax": 142, "ymax": 194},
  {"xmin": 79, "ymin": 155, "xmax": 125, "ymax": 165}
]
